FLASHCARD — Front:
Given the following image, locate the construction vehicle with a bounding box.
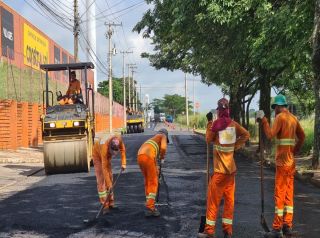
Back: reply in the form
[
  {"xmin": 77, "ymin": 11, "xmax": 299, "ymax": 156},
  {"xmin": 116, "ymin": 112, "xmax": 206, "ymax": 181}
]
[
  {"xmin": 126, "ymin": 113, "xmax": 145, "ymax": 133},
  {"xmin": 40, "ymin": 62, "xmax": 95, "ymax": 174}
]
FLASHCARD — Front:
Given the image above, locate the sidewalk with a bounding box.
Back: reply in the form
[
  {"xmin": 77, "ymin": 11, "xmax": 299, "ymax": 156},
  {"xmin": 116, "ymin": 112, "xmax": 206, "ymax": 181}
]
[{"xmin": 194, "ymin": 130, "xmax": 320, "ymax": 188}]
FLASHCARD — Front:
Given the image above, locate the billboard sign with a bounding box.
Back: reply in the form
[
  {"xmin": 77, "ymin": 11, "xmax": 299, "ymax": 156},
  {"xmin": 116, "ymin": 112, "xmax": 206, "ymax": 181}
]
[
  {"xmin": 23, "ymin": 23, "xmax": 49, "ymax": 70},
  {"xmin": 1, "ymin": 7, "xmax": 14, "ymax": 59}
]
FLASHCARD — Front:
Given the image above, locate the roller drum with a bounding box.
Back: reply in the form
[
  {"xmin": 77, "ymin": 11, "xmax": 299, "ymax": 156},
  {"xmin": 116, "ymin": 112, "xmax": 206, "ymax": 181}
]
[{"xmin": 44, "ymin": 137, "xmax": 90, "ymax": 174}]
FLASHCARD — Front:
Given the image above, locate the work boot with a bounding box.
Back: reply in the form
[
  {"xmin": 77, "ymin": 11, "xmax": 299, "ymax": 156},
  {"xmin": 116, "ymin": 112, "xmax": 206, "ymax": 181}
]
[
  {"xmin": 197, "ymin": 232, "xmax": 216, "ymax": 238},
  {"xmin": 264, "ymin": 229, "xmax": 283, "ymax": 238},
  {"xmin": 109, "ymin": 203, "xmax": 119, "ymax": 210},
  {"xmin": 224, "ymin": 232, "xmax": 232, "ymax": 238},
  {"xmin": 145, "ymin": 208, "xmax": 160, "ymax": 217},
  {"xmin": 282, "ymin": 225, "xmax": 294, "ymax": 236}
]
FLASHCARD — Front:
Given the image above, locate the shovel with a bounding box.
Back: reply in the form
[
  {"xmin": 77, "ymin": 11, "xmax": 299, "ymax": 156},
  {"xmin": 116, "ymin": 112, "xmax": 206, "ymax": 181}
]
[
  {"xmin": 259, "ymin": 122, "xmax": 270, "ymax": 232},
  {"xmin": 156, "ymin": 160, "xmax": 171, "ymax": 207},
  {"xmin": 83, "ymin": 169, "xmax": 123, "ymax": 226},
  {"xmin": 198, "ymin": 143, "xmax": 210, "ymax": 233}
]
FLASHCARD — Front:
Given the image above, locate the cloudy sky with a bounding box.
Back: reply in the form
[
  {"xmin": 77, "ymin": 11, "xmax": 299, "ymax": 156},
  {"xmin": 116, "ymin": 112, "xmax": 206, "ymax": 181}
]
[{"xmin": 4, "ymin": 0, "xmax": 262, "ymax": 112}]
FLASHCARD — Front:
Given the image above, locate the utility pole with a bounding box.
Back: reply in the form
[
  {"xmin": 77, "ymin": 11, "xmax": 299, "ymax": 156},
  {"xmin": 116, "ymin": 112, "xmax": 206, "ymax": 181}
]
[
  {"xmin": 131, "ymin": 68, "xmax": 137, "ymax": 111},
  {"xmin": 73, "ymin": 0, "xmax": 79, "ymax": 61},
  {"xmin": 139, "ymin": 84, "xmax": 142, "ymax": 111},
  {"xmin": 129, "ymin": 64, "xmax": 137, "ymax": 111},
  {"xmin": 120, "ymin": 51, "xmax": 133, "ymax": 129},
  {"xmin": 193, "ymin": 78, "xmax": 195, "ymax": 117},
  {"xmin": 185, "ymin": 73, "xmax": 189, "ymax": 130},
  {"xmin": 106, "ymin": 22, "xmax": 122, "ymax": 133}
]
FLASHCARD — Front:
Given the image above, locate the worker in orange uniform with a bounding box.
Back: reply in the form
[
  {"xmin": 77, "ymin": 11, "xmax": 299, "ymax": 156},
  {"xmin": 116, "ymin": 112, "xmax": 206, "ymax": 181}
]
[
  {"xmin": 137, "ymin": 128, "xmax": 169, "ymax": 217},
  {"xmin": 198, "ymin": 98, "xmax": 250, "ymax": 238},
  {"xmin": 256, "ymin": 94, "xmax": 305, "ymax": 238},
  {"xmin": 92, "ymin": 136, "xmax": 126, "ymax": 213},
  {"xmin": 205, "ymin": 112, "xmax": 213, "ymax": 144},
  {"xmin": 59, "ymin": 71, "xmax": 81, "ymax": 105}
]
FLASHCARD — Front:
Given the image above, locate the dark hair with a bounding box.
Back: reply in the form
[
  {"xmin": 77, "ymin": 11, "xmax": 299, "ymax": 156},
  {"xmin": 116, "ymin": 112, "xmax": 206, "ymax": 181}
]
[{"xmin": 206, "ymin": 112, "xmax": 213, "ymax": 121}]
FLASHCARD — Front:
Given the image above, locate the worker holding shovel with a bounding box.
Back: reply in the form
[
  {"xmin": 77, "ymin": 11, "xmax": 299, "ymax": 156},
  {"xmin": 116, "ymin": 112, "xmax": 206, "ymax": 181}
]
[
  {"xmin": 198, "ymin": 98, "xmax": 249, "ymax": 238},
  {"xmin": 256, "ymin": 94, "xmax": 305, "ymax": 238},
  {"xmin": 92, "ymin": 136, "xmax": 127, "ymax": 214},
  {"xmin": 137, "ymin": 128, "xmax": 169, "ymax": 217}
]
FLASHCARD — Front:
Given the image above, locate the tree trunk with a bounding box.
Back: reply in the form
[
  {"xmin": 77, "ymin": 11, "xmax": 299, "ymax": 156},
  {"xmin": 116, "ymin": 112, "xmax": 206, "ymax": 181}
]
[
  {"xmin": 259, "ymin": 75, "xmax": 272, "ymax": 154},
  {"xmin": 229, "ymin": 87, "xmax": 241, "ymax": 122},
  {"xmin": 246, "ymin": 95, "xmax": 254, "ymax": 130},
  {"xmin": 311, "ymin": 0, "xmax": 320, "ymax": 169},
  {"xmin": 241, "ymin": 99, "xmax": 246, "ymax": 128}
]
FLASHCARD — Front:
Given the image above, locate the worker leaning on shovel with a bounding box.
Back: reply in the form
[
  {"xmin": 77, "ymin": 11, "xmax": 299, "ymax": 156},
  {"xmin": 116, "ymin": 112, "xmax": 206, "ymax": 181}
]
[
  {"xmin": 256, "ymin": 94, "xmax": 305, "ymax": 238},
  {"xmin": 198, "ymin": 98, "xmax": 249, "ymax": 238},
  {"xmin": 92, "ymin": 135, "xmax": 127, "ymax": 214},
  {"xmin": 137, "ymin": 128, "xmax": 169, "ymax": 217}
]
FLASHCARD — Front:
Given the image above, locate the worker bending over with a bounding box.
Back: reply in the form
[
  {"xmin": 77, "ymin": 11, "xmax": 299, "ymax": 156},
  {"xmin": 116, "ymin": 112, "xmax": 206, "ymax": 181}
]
[
  {"xmin": 198, "ymin": 98, "xmax": 249, "ymax": 238},
  {"xmin": 256, "ymin": 94, "xmax": 305, "ymax": 238},
  {"xmin": 137, "ymin": 128, "xmax": 169, "ymax": 217},
  {"xmin": 92, "ymin": 136, "xmax": 126, "ymax": 214},
  {"xmin": 59, "ymin": 71, "xmax": 81, "ymax": 105}
]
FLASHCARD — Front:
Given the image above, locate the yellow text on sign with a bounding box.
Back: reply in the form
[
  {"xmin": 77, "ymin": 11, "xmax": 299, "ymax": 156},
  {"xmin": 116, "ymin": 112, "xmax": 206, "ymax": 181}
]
[{"xmin": 23, "ymin": 23, "xmax": 49, "ymax": 70}]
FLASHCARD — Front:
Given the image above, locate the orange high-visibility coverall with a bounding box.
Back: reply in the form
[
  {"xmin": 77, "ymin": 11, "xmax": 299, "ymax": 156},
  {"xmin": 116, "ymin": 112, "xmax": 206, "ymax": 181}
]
[
  {"xmin": 59, "ymin": 79, "xmax": 81, "ymax": 105},
  {"xmin": 92, "ymin": 136, "xmax": 126, "ymax": 208},
  {"xmin": 137, "ymin": 134, "xmax": 167, "ymax": 211},
  {"xmin": 205, "ymin": 121, "xmax": 249, "ymax": 236},
  {"xmin": 261, "ymin": 109, "xmax": 305, "ymax": 230}
]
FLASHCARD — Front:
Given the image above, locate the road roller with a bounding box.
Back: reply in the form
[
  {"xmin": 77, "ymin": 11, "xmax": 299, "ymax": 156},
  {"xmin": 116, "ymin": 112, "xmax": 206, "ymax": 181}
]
[
  {"xmin": 126, "ymin": 114, "xmax": 144, "ymax": 133},
  {"xmin": 40, "ymin": 62, "xmax": 95, "ymax": 175}
]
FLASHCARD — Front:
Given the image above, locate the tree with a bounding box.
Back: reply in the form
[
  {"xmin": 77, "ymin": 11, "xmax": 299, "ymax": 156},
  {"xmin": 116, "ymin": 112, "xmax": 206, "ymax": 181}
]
[
  {"xmin": 312, "ymin": 0, "xmax": 320, "ymax": 169},
  {"xmin": 152, "ymin": 94, "xmax": 192, "ymax": 117},
  {"xmin": 98, "ymin": 77, "xmax": 141, "ymax": 107},
  {"xmin": 98, "ymin": 77, "xmax": 124, "ymax": 104}
]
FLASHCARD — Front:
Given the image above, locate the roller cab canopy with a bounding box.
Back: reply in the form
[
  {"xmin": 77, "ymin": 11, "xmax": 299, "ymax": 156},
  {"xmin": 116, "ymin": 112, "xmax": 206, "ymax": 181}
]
[{"xmin": 40, "ymin": 62, "xmax": 94, "ymax": 71}]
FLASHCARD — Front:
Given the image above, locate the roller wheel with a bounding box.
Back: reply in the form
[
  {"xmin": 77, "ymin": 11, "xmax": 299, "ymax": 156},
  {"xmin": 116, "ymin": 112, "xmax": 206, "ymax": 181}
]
[
  {"xmin": 137, "ymin": 124, "xmax": 142, "ymax": 133},
  {"xmin": 43, "ymin": 137, "xmax": 90, "ymax": 175},
  {"xmin": 133, "ymin": 125, "xmax": 138, "ymax": 133},
  {"xmin": 129, "ymin": 125, "xmax": 134, "ymax": 133},
  {"xmin": 127, "ymin": 125, "xmax": 130, "ymax": 134}
]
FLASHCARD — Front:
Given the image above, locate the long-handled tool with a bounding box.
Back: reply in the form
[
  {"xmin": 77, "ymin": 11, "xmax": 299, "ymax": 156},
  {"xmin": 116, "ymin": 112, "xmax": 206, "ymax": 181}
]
[
  {"xmin": 156, "ymin": 160, "xmax": 171, "ymax": 206},
  {"xmin": 83, "ymin": 169, "xmax": 123, "ymax": 226},
  {"xmin": 198, "ymin": 143, "xmax": 210, "ymax": 233},
  {"xmin": 259, "ymin": 123, "xmax": 270, "ymax": 232}
]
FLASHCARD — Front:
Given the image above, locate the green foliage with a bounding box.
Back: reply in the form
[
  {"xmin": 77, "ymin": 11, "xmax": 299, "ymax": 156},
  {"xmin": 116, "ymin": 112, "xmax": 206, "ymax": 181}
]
[
  {"xmin": 98, "ymin": 77, "xmax": 124, "ymax": 104},
  {"xmin": 135, "ymin": 0, "xmax": 315, "ymax": 121},
  {"xmin": 300, "ymin": 118, "xmax": 314, "ymax": 155},
  {"xmin": 152, "ymin": 94, "xmax": 193, "ymax": 116}
]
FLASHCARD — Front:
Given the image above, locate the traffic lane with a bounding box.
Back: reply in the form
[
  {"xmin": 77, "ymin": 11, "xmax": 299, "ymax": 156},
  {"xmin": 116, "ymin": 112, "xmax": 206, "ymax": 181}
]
[
  {"xmin": 0, "ymin": 133, "xmax": 155, "ymax": 238},
  {"xmin": 176, "ymin": 134, "xmax": 320, "ymax": 237}
]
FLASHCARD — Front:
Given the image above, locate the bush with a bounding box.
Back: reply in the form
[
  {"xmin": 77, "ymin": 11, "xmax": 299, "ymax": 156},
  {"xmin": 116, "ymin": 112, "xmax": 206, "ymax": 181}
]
[{"xmin": 300, "ymin": 118, "xmax": 314, "ymax": 155}]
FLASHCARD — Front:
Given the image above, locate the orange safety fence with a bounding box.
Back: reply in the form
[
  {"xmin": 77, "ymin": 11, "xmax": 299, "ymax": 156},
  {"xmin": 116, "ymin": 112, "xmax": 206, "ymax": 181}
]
[{"xmin": 0, "ymin": 100, "xmax": 124, "ymax": 150}]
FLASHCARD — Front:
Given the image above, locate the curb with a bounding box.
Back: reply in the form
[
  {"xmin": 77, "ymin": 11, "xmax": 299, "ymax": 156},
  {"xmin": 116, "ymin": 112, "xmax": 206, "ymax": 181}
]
[{"xmin": 193, "ymin": 130, "xmax": 320, "ymax": 189}]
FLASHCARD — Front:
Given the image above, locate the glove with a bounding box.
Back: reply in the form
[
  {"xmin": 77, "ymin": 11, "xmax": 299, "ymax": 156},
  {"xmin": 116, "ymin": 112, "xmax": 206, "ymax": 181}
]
[
  {"xmin": 256, "ymin": 110, "xmax": 265, "ymax": 121},
  {"xmin": 121, "ymin": 165, "xmax": 126, "ymax": 171},
  {"xmin": 160, "ymin": 159, "xmax": 165, "ymax": 164}
]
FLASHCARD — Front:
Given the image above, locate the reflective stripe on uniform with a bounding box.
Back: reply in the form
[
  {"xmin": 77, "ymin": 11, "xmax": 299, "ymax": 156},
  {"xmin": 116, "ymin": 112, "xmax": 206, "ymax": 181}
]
[
  {"xmin": 206, "ymin": 218, "xmax": 216, "ymax": 226},
  {"xmin": 222, "ymin": 218, "xmax": 233, "ymax": 225},
  {"xmin": 284, "ymin": 206, "xmax": 294, "ymax": 213},
  {"xmin": 98, "ymin": 191, "xmax": 107, "ymax": 198},
  {"xmin": 213, "ymin": 145, "xmax": 234, "ymax": 152},
  {"xmin": 146, "ymin": 193, "xmax": 157, "ymax": 200},
  {"xmin": 146, "ymin": 140, "xmax": 159, "ymax": 156},
  {"xmin": 275, "ymin": 207, "xmax": 284, "ymax": 216},
  {"xmin": 276, "ymin": 138, "xmax": 295, "ymax": 146}
]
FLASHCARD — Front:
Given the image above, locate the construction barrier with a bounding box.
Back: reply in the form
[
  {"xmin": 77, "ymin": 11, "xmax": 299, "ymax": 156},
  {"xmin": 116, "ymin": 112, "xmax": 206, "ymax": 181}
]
[{"xmin": 0, "ymin": 99, "xmax": 124, "ymax": 150}]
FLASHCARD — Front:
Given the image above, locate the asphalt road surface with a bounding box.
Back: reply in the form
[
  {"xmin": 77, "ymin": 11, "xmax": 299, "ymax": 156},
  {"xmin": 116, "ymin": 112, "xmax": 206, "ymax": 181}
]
[{"xmin": 0, "ymin": 124, "xmax": 319, "ymax": 237}]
